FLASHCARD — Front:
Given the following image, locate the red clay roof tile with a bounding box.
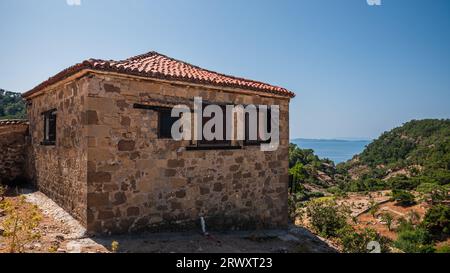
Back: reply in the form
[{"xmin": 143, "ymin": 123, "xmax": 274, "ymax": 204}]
[{"xmin": 23, "ymin": 51, "xmax": 295, "ymax": 98}]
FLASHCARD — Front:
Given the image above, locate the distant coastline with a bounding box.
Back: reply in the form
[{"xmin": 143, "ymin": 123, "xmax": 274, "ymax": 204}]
[{"xmin": 291, "ymin": 138, "xmax": 372, "ymax": 164}]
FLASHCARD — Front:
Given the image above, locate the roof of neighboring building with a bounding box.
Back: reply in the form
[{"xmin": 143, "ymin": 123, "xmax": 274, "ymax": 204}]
[
  {"xmin": 0, "ymin": 119, "xmax": 29, "ymax": 126},
  {"xmin": 23, "ymin": 51, "xmax": 295, "ymax": 98}
]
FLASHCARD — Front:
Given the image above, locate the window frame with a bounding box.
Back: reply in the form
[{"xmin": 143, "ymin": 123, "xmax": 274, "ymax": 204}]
[
  {"xmin": 41, "ymin": 109, "xmax": 57, "ymax": 146},
  {"xmin": 133, "ymin": 103, "xmax": 182, "ymax": 140}
]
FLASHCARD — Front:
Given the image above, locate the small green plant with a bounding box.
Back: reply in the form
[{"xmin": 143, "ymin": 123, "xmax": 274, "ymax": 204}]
[
  {"xmin": 111, "ymin": 241, "xmax": 120, "ymax": 253},
  {"xmin": 368, "ymin": 200, "xmax": 380, "ymax": 218},
  {"xmin": 381, "ymin": 213, "xmax": 394, "ymax": 231},
  {"xmin": 1, "ymin": 196, "xmax": 42, "ymax": 253}
]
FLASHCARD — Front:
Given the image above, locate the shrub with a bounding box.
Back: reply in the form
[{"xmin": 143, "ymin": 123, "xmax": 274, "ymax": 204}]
[
  {"xmin": 389, "ymin": 176, "xmax": 420, "ymax": 191},
  {"xmin": 381, "ymin": 213, "xmax": 394, "ymax": 231},
  {"xmin": 338, "ymin": 226, "xmax": 391, "ymax": 253},
  {"xmin": 392, "ymin": 189, "xmax": 416, "ymax": 206},
  {"xmin": 416, "ymin": 183, "xmax": 448, "ymax": 204},
  {"xmin": 422, "ymin": 204, "xmax": 450, "ymax": 237},
  {"xmin": 394, "ymin": 220, "xmax": 435, "ymax": 253},
  {"xmin": 111, "ymin": 241, "xmax": 120, "ymax": 253},
  {"xmin": 1, "ymin": 196, "xmax": 42, "ymax": 253},
  {"xmin": 306, "ymin": 199, "xmax": 348, "ymax": 238}
]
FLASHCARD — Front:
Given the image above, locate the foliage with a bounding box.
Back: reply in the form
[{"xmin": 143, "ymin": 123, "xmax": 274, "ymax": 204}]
[
  {"xmin": 111, "ymin": 241, "xmax": 120, "ymax": 253},
  {"xmin": 306, "ymin": 198, "xmax": 348, "ymax": 238},
  {"xmin": 422, "ymin": 204, "xmax": 450, "ymax": 237},
  {"xmin": 394, "ymin": 219, "xmax": 435, "ymax": 253},
  {"xmin": 359, "ymin": 119, "xmax": 450, "ymax": 168},
  {"xmin": 338, "ymin": 226, "xmax": 391, "ymax": 253},
  {"xmin": 416, "ymin": 183, "xmax": 448, "ymax": 204},
  {"xmin": 289, "ymin": 144, "xmax": 335, "ymax": 189},
  {"xmin": 368, "ymin": 200, "xmax": 380, "ymax": 218},
  {"xmin": 1, "ymin": 196, "xmax": 42, "ymax": 253},
  {"xmin": 392, "ymin": 189, "xmax": 416, "ymax": 206},
  {"xmin": 381, "ymin": 213, "xmax": 394, "ymax": 231},
  {"xmin": 0, "ymin": 89, "xmax": 26, "ymax": 119},
  {"xmin": 337, "ymin": 119, "xmax": 450, "ymax": 193}
]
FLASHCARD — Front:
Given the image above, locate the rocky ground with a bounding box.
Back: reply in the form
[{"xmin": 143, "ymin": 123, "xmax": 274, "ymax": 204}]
[{"xmin": 0, "ymin": 189, "xmax": 337, "ymax": 253}]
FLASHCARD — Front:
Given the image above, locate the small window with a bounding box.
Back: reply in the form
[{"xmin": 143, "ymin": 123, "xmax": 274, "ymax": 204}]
[
  {"xmin": 158, "ymin": 109, "xmax": 179, "ymax": 139},
  {"xmin": 42, "ymin": 109, "xmax": 57, "ymax": 145}
]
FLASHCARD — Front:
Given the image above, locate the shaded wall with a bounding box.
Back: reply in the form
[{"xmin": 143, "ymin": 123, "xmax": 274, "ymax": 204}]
[
  {"xmin": 26, "ymin": 78, "xmax": 88, "ymax": 225},
  {"xmin": 0, "ymin": 120, "xmax": 31, "ymax": 185}
]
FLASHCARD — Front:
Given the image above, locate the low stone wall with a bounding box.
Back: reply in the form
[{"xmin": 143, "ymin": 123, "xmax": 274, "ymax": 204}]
[{"xmin": 0, "ymin": 120, "xmax": 32, "ymax": 185}]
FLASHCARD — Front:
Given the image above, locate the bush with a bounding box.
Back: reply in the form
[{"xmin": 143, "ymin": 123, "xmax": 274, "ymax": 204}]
[
  {"xmin": 422, "ymin": 204, "xmax": 450, "ymax": 237},
  {"xmin": 416, "ymin": 183, "xmax": 448, "ymax": 204},
  {"xmin": 338, "ymin": 226, "xmax": 391, "ymax": 253},
  {"xmin": 381, "ymin": 213, "xmax": 394, "ymax": 231},
  {"xmin": 394, "ymin": 220, "xmax": 435, "ymax": 253},
  {"xmin": 392, "ymin": 189, "xmax": 416, "ymax": 206},
  {"xmin": 306, "ymin": 199, "xmax": 348, "ymax": 238},
  {"xmin": 1, "ymin": 196, "xmax": 42, "ymax": 253},
  {"xmin": 388, "ymin": 176, "xmax": 420, "ymax": 191}
]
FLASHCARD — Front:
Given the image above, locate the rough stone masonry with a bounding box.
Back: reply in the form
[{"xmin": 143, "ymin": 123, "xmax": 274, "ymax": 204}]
[{"xmin": 20, "ymin": 52, "xmax": 295, "ymax": 234}]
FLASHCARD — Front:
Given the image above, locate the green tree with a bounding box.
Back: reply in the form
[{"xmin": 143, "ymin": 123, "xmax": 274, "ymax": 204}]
[
  {"xmin": 306, "ymin": 198, "xmax": 348, "ymax": 238},
  {"xmin": 338, "ymin": 226, "xmax": 391, "ymax": 253},
  {"xmin": 392, "ymin": 189, "xmax": 416, "ymax": 206},
  {"xmin": 422, "ymin": 204, "xmax": 450, "ymax": 237},
  {"xmin": 394, "ymin": 220, "xmax": 435, "ymax": 253},
  {"xmin": 381, "ymin": 213, "xmax": 394, "ymax": 231}
]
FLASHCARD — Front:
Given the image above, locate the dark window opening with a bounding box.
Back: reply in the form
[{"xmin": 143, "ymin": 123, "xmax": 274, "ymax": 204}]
[
  {"xmin": 158, "ymin": 109, "xmax": 180, "ymax": 139},
  {"xmin": 198, "ymin": 104, "xmax": 231, "ymax": 147},
  {"xmin": 244, "ymin": 106, "xmax": 272, "ymax": 145},
  {"xmin": 42, "ymin": 109, "xmax": 57, "ymax": 145}
]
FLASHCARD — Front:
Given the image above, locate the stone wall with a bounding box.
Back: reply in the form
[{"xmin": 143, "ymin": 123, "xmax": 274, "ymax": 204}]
[
  {"xmin": 0, "ymin": 120, "xmax": 30, "ymax": 185},
  {"xmin": 26, "ymin": 78, "xmax": 88, "ymax": 225},
  {"xmin": 85, "ymin": 74, "xmax": 290, "ymax": 234}
]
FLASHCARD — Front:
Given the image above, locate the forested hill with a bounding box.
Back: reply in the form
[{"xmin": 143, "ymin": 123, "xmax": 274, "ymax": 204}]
[
  {"xmin": 0, "ymin": 89, "xmax": 26, "ymax": 119},
  {"xmin": 336, "ymin": 119, "xmax": 450, "ymax": 192}
]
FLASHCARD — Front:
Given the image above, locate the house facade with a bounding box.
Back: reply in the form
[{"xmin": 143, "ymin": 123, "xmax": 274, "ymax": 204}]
[{"xmin": 22, "ymin": 52, "xmax": 295, "ymax": 234}]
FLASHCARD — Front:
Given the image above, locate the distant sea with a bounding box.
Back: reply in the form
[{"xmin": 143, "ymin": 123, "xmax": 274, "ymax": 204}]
[{"xmin": 291, "ymin": 138, "xmax": 372, "ymax": 164}]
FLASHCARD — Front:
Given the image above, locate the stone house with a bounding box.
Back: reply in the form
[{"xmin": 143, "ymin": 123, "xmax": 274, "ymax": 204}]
[{"xmin": 21, "ymin": 51, "xmax": 295, "ymax": 234}]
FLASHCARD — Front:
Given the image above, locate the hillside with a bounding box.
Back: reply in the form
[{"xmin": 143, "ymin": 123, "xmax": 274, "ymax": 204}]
[
  {"xmin": 335, "ymin": 119, "xmax": 450, "ymax": 192},
  {"xmin": 0, "ymin": 89, "xmax": 26, "ymax": 120},
  {"xmin": 289, "ymin": 119, "xmax": 450, "ymax": 253}
]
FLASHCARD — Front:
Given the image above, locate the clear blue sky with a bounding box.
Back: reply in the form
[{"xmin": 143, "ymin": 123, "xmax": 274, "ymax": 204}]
[{"xmin": 1, "ymin": 0, "xmax": 449, "ymax": 139}]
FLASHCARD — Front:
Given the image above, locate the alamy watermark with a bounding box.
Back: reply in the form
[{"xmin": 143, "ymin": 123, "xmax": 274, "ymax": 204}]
[
  {"xmin": 367, "ymin": 0, "xmax": 382, "ymax": 6},
  {"xmin": 66, "ymin": 0, "xmax": 81, "ymax": 6},
  {"xmin": 169, "ymin": 97, "xmax": 280, "ymax": 152}
]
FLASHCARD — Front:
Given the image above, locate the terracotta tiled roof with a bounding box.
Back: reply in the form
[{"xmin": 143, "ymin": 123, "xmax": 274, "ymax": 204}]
[{"xmin": 23, "ymin": 51, "xmax": 295, "ymax": 98}]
